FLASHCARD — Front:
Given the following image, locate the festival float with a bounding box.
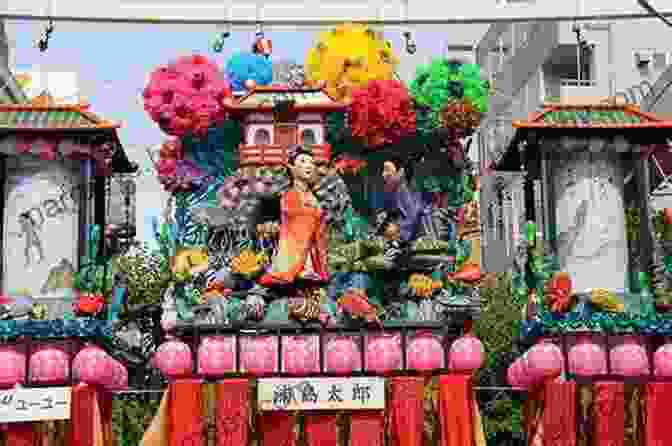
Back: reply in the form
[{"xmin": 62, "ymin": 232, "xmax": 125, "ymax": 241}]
[
  {"xmin": 139, "ymin": 23, "xmax": 492, "ymax": 446},
  {"xmin": 495, "ymin": 101, "xmax": 672, "ymax": 445},
  {"xmin": 0, "ymin": 92, "xmax": 140, "ymax": 445}
]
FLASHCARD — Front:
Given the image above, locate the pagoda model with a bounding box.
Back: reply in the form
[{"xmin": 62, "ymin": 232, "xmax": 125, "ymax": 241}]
[
  {"xmin": 493, "ymin": 102, "xmax": 672, "ymax": 446},
  {"xmin": 224, "ymin": 86, "xmax": 345, "ymax": 174}
]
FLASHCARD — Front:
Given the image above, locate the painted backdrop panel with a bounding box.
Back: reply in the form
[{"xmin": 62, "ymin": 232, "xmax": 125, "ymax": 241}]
[{"xmin": 2, "ymin": 155, "xmax": 81, "ymax": 301}]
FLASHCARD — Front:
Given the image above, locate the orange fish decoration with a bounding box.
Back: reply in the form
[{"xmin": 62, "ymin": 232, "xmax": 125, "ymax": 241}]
[
  {"xmin": 545, "ymin": 272, "xmax": 573, "ymax": 313},
  {"xmin": 447, "ymin": 263, "xmax": 482, "ymax": 284},
  {"xmin": 76, "ymin": 293, "xmax": 106, "ymax": 316},
  {"xmin": 337, "ymin": 290, "xmax": 381, "ymax": 326}
]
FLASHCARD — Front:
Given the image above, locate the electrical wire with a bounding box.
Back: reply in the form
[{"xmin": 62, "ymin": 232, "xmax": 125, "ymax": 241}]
[{"xmin": 637, "ymin": 0, "xmax": 672, "ymax": 27}]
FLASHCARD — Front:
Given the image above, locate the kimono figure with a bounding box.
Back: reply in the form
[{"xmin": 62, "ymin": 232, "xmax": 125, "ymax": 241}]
[
  {"xmin": 259, "ymin": 146, "xmax": 329, "ymax": 287},
  {"xmin": 382, "ymin": 158, "xmax": 438, "ymax": 243},
  {"xmin": 18, "ymin": 212, "xmax": 45, "ymax": 267}
]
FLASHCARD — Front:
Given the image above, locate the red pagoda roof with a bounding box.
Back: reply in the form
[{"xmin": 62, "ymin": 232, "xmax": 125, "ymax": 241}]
[
  {"xmin": 512, "ymin": 103, "xmax": 672, "ymax": 129},
  {"xmin": 225, "ymin": 86, "xmax": 346, "ymax": 112}
]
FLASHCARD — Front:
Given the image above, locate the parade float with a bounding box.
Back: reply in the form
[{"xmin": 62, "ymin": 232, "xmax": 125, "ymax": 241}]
[
  {"xmin": 0, "ymin": 92, "xmax": 140, "ymax": 445},
  {"xmin": 496, "ymin": 102, "xmax": 672, "ymax": 446},
  {"xmin": 139, "ymin": 23, "xmax": 493, "ymax": 446}
]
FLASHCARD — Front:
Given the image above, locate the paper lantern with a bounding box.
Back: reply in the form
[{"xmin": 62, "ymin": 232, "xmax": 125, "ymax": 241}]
[
  {"xmin": 0, "ymin": 344, "xmax": 26, "ymax": 389},
  {"xmin": 507, "ymin": 357, "xmax": 533, "ymax": 389},
  {"xmin": 567, "ymin": 334, "xmax": 607, "ymax": 377},
  {"xmin": 524, "ymin": 339, "xmax": 564, "ymax": 382},
  {"xmin": 654, "ymin": 342, "xmax": 672, "ymax": 377},
  {"xmin": 610, "ymin": 335, "xmax": 650, "ymax": 376},
  {"xmin": 365, "ymin": 333, "xmax": 402, "ymax": 374},
  {"xmin": 283, "ymin": 336, "xmax": 320, "ymax": 376},
  {"xmin": 29, "ymin": 342, "xmax": 72, "ymax": 385},
  {"xmin": 406, "ymin": 331, "xmax": 445, "ymax": 371},
  {"xmin": 153, "ymin": 340, "xmax": 193, "ymax": 379},
  {"xmin": 239, "ymin": 336, "xmax": 278, "ymax": 376},
  {"xmin": 198, "ymin": 336, "xmax": 236, "ymax": 378},
  {"xmin": 105, "ymin": 359, "xmax": 129, "ymax": 390},
  {"xmin": 448, "ymin": 335, "xmax": 484, "ymax": 373},
  {"xmin": 73, "ymin": 345, "xmax": 115, "ymax": 386},
  {"xmin": 324, "ymin": 335, "xmax": 361, "ymax": 375}
]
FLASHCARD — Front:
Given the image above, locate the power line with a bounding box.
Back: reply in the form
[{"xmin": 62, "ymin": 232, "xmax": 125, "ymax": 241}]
[{"xmin": 637, "ymin": 0, "xmax": 672, "ymax": 28}]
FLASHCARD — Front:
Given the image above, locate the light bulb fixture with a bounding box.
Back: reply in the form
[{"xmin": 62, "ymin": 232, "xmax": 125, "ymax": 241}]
[
  {"xmin": 403, "ymin": 31, "xmax": 417, "ymax": 55},
  {"xmin": 36, "ymin": 20, "xmax": 54, "ymax": 52}
]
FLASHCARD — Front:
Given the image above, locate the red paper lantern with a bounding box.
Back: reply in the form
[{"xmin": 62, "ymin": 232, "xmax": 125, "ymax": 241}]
[
  {"xmin": 239, "ymin": 336, "xmax": 278, "ymax": 376},
  {"xmin": 567, "ymin": 334, "xmax": 607, "ymax": 377},
  {"xmin": 73, "ymin": 345, "xmax": 115, "ymax": 386},
  {"xmin": 524, "ymin": 339, "xmax": 564, "ymax": 382},
  {"xmin": 29, "ymin": 342, "xmax": 72, "ymax": 385},
  {"xmin": 609, "ymin": 335, "xmax": 649, "ymax": 376},
  {"xmin": 282, "ymin": 335, "xmax": 320, "ymax": 376},
  {"xmin": 406, "ymin": 331, "xmax": 445, "ymax": 371},
  {"xmin": 448, "ymin": 334, "xmax": 484, "ymax": 373},
  {"xmin": 153, "ymin": 340, "xmax": 193, "ymax": 380},
  {"xmin": 0, "ymin": 344, "xmax": 26, "ymax": 389},
  {"xmin": 197, "ymin": 336, "xmax": 236, "ymax": 378},
  {"xmin": 324, "ymin": 335, "xmax": 361, "ymax": 375},
  {"xmin": 654, "ymin": 342, "xmax": 672, "ymax": 377},
  {"xmin": 365, "ymin": 333, "xmax": 402, "ymax": 374}
]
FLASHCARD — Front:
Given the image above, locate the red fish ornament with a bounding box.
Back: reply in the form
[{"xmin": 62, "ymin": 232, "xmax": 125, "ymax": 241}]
[
  {"xmin": 545, "ymin": 272, "xmax": 573, "ymax": 313},
  {"xmin": 76, "ymin": 293, "xmax": 106, "ymax": 316},
  {"xmin": 337, "ymin": 290, "xmax": 381, "ymax": 326},
  {"xmin": 448, "ymin": 263, "xmax": 482, "ymax": 284}
]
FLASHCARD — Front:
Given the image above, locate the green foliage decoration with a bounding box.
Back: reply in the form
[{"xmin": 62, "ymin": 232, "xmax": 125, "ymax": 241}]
[{"xmin": 115, "ymin": 244, "xmax": 172, "ymax": 306}]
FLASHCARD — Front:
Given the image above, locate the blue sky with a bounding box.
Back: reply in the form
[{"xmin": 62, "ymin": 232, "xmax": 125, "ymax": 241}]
[{"xmin": 6, "ymin": 21, "xmax": 459, "ymax": 246}]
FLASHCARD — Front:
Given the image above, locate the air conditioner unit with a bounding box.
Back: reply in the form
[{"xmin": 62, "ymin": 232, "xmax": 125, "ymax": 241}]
[{"xmin": 636, "ymin": 51, "xmax": 653, "ymax": 66}]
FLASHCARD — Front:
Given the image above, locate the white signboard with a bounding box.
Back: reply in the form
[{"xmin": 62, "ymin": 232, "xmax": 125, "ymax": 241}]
[
  {"xmin": 258, "ymin": 377, "xmax": 385, "ymax": 411},
  {"xmin": 3, "ymin": 155, "xmax": 80, "ymax": 304},
  {"xmin": 0, "ymin": 387, "xmax": 71, "ymax": 423}
]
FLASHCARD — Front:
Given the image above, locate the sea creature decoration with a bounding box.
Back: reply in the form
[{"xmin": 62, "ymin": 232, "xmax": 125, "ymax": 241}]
[
  {"xmin": 337, "ymin": 289, "xmax": 381, "ymax": 325},
  {"xmin": 447, "ymin": 263, "xmax": 482, "ymax": 284},
  {"xmin": 545, "ymin": 272, "xmax": 573, "ymax": 313},
  {"xmin": 589, "ymin": 288, "xmax": 625, "ymax": 313}
]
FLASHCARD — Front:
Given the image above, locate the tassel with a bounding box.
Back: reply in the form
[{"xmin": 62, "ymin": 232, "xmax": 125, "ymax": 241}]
[
  {"xmin": 169, "ymin": 379, "xmax": 204, "ymax": 446},
  {"xmin": 593, "ymin": 382, "xmax": 624, "ymax": 446},
  {"xmin": 542, "ymin": 380, "xmax": 576, "ymax": 446},
  {"xmin": 304, "ymin": 414, "xmax": 338, "ymax": 446},
  {"xmin": 215, "ymin": 379, "xmax": 250, "ymax": 446},
  {"xmin": 438, "ymin": 375, "xmax": 474, "ymax": 446},
  {"xmin": 350, "ymin": 411, "xmax": 384, "ymax": 446},
  {"xmin": 258, "ymin": 412, "xmax": 296, "ymax": 446},
  {"xmin": 71, "ymin": 383, "xmax": 97, "ymax": 446},
  {"xmin": 389, "ymin": 377, "xmax": 424, "ymax": 446}
]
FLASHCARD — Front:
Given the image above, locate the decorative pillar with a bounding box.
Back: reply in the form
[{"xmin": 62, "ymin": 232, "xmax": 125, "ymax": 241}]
[
  {"xmin": 169, "ymin": 379, "xmax": 204, "ymax": 446},
  {"xmin": 389, "ymin": 377, "xmax": 424, "ymax": 446},
  {"xmin": 70, "ymin": 383, "xmax": 99, "ymax": 446},
  {"xmin": 438, "ymin": 374, "xmax": 474, "ymax": 446},
  {"xmin": 215, "ymin": 379, "xmax": 250, "ymax": 446},
  {"xmin": 542, "ymin": 380, "xmax": 576, "ymax": 446}
]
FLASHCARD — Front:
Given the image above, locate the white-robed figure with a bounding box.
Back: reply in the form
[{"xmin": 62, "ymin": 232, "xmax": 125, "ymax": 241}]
[{"xmin": 17, "ymin": 211, "xmax": 45, "ymax": 267}]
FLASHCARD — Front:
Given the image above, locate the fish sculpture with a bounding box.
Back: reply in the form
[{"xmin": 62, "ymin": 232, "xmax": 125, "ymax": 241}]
[
  {"xmin": 447, "ymin": 263, "xmax": 482, "ymax": 284},
  {"xmin": 337, "ymin": 290, "xmax": 380, "ymax": 326},
  {"xmin": 545, "ymin": 272, "xmax": 573, "ymax": 313}
]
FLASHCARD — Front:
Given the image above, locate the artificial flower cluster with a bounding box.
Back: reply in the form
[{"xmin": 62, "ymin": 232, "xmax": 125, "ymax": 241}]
[
  {"xmin": 349, "ymin": 80, "xmax": 417, "ymax": 148},
  {"xmin": 155, "ymin": 139, "xmax": 211, "ymax": 193},
  {"xmin": 143, "ymin": 54, "xmax": 232, "ymax": 137}
]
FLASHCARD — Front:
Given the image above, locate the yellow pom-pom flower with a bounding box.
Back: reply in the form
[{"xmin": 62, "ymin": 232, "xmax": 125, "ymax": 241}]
[{"xmin": 305, "ymin": 23, "xmax": 399, "ymax": 102}]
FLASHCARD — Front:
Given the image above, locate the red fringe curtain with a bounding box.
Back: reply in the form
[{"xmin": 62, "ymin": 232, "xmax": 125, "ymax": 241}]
[
  {"xmin": 542, "ymin": 381, "xmax": 576, "ymax": 446},
  {"xmin": 215, "ymin": 379, "xmax": 250, "ymax": 446},
  {"xmin": 438, "ymin": 374, "xmax": 474, "ymax": 446},
  {"xmin": 350, "ymin": 411, "xmax": 385, "ymax": 446},
  {"xmin": 3, "ymin": 422, "xmax": 36, "ymax": 446},
  {"xmin": 593, "ymin": 382, "xmax": 624, "ymax": 446},
  {"xmin": 645, "ymin": 383, "xmax": 672, "ymax": 446},
  {"xmin": 259, "ymin": 412, "xmax": 296, "ymax": 446},
  {"xmin": 71, "ymin": 383, "xmax": 97, "ymax": 446},
  {"xmin": 389, "ymin": 377, "xmax": 424, "ymax": 446},
  {"xmin": 169, "ymin": 380, "xmax": 204, "ymax": 446},
  {"xmin": 304, "ymin": 414, "xmax": 338, "ymax": 446}
]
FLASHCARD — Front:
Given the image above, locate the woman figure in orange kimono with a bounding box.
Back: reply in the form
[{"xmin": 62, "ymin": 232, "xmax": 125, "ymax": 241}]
[{"xmin": 259, "ymin": 146, "xmax": 329, "ymax": 287}]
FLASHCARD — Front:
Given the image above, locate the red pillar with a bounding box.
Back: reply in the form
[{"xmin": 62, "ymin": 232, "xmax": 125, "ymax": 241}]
[
  {"xmin": 215, "ymin": 379, "xmax": 250, "ymax": 446},
  {"xmin": 438, "ymin": 374, "xmax": 474, "ymax": 446},
  {"xmin": 2, "ymin": 422, "xmax": 36, "ymax": 446},
  {"xmin": 71, "ymin": 383, "xmax": 98, "ymax": 446},
  {"xmin": 169, "ymin": 379, "xmax": 204, "ymax": 446},
  {"xmin": 389, "ymin": 377, "xmax": 424, "ymax": 446}
]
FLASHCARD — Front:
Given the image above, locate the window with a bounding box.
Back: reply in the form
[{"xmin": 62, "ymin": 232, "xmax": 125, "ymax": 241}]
[
  {"xmin": 300, "ymin": 128, "xmax": 317, "ymax": 146},
  {"xmin": 253, "ymin": 128, "xmax": 271, "ymax": 145},
  {"xmin": 654, "ymin": 52, "xmax": 668, "ymax": 70},
  {"xmin": 545, "ymin": 44, "xmax": 595, "ymax": 85}
]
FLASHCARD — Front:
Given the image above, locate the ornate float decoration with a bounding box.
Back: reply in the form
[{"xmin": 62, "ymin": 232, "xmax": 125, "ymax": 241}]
[
  {"xmin": 493, "ymin": 102, "xmax": 672, "ymax": 445},
  {"xmin": 140, "ymin": 33, "xmax": 491, "ymax": 446}
]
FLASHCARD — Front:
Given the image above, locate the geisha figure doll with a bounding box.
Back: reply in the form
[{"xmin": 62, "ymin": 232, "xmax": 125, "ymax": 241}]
[{"xmin": 258, "ymin": 145, "xmax": 329, "ymax": 288}]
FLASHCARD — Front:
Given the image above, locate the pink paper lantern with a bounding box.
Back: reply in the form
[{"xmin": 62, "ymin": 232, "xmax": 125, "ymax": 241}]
[
  {"xmin": 568, "ymin": 334, "xmax": 607, "ymax": 377},
  {"xmin": 365, "ymin": 333, "xmax": 402, "ymax": 374},
  {"xmin": 324, "ymin": 335, "xmax": 361, "ymax": 375},
  {"xmin": 198, "ymin": 336, "xmax": 236, "ymax": 378},
  {"xmin": 609, "ymin": 335, "xmax": 650, "ymax": 377},
  {"xmin": 524, "ymin": 339, "xmax": 564, "ymax": 382},
  {"xmin": 153, "ymin": 340, "xmax": 193, "ymax": 379},
  {"xmin": 507, "ymin": 357, "xmax": 533, "ymax": 389},
  {"xmin": 654, "ymin": 342, "xmax": 672, "ymax": 377},
  {"xmin": 449, "ymin": 335, "xmax": 484, "ymax": 373},
  {"xmin": 239, "ymin": 336, "xmax": 278, "ymax": 376},
  {"xmin": 0, "ymin": 344, "xmax": 26, "ymax": 389},
  {"xmin": 283, "ymin": 336, "xmax": 320, "ymax": 376},
  {"xmin": 29, "ymin": 342, "xmax": 72, "ymax": 385},
  {"xmin": 73, "ymin": 345, "xmax": 115, "ymax": 386},
  {"xmin": 407, "ymin": 331, "xmax": 445, "ymax": 371},
  {"xmin": 105, "ymin": 359, "xmax": 128, "ymax": 390}
]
